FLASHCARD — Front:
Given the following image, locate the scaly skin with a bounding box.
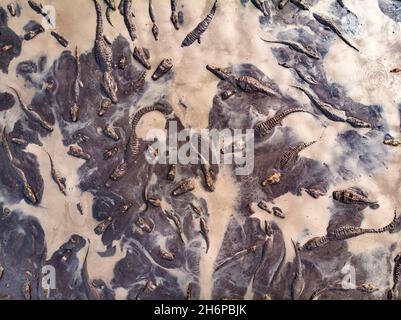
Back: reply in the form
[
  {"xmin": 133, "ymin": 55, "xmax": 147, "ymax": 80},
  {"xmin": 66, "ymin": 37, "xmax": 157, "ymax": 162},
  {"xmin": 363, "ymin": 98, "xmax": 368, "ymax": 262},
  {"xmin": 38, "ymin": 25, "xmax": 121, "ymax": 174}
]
[
  {"xmin": 236, "ymin": 75, "xmax": 277, "ymax": 96},
  {"xmin": 181, "ymin": 0, "xmax": 218, "ymax": 47},
  {"xmin": 152, "ymin": 58, "xmax": 173, "ymax": 80},
  {"xmin": 133, "ymin": 47, "xmax": 151, "ymax": 69},
  {"xmin": 255, "ymin": 108, "xmax": 310, "ymax": 136},
  {"xmin": 301, "ymin": 211, "xmax": 397, "ymax": 251},
  {"xmin": 332, "ymin": 188, "xmax": 378, "ymax": 208},
  {"xmin": 93, "ymin": 0, "xmax": 118, "ymax": 103},
  {"xmin": 279, "ymin": 140, "xmax": 316, "ymax": 170},
  {"xmin": 122, "ymin": 0, "xmax": 137, "ymax": 41},
  {"xmin": 125, "ymin": 103, "xmax": 173, "ymax": 163},
  {"xmin": 172, "ymin": 178, "xmax": 195, "ymax": 196}
]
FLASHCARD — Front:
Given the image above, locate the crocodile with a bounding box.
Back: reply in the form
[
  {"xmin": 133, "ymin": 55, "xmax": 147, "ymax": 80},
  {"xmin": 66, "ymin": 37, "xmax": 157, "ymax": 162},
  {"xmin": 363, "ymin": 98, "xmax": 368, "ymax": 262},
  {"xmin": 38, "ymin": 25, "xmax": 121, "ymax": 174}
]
[
  {"xmin": 126, "ymin": 103, "xmax": 173, "ymax": 163},
  {"xmin": 9, "ymin": 87, "xmax": 53, "ymax": 131},
  {"xmin": 22, "ymin": 280, "xmax": 32, "ymax": 300},
  {"xmin": 272, "ymin": 206, "xmax": 285, "ymax": 219},
  {"xmin": 199, "ymin": 217, "xmax": 210, "ymax": 253},
  {"xmin": 236, "ymin": 75, "xmax": 277, "ymax": 96},
  {"xmin": 172, "ymin": 178, "xmax": 195, "ymax": 196},
  {"xmin": 291, "ymin": 240, "xmax": 305, "ymax": 300},
  {"xmin": 117, "ymin": 55, "xmax": 128, "ymax": 70},
  {"xmin": 103, "ymin": 146, "xmax": 119, "ymax": 160},
  {"xmin": 170, "ymin": 0, "xmax": 180, "ymax": 30},
  {"xmin": 294, "ymin": 68, "xmax": 317, "ymax": 85},
  {"xmin": 135, "ymin": 216, "xmax": 152, "ymax": 233},
  {"xmin": 160, "ymin": 249, "xmax": 175, "ymax": 261},
  {"xmin": 104, "ymin": 0, "xmax": 116, "ymax": 27},
  {"xmin": 133, "ymin": 47, "xmax": 151, "ymax": 70},
  {"xmin": 105, "ymin": 161, "xmax": 128, "ymax": 186},
  {"xmin": 70, "ymin": 46, "xmax": 82, "ymax": 122},
  {"xmin": 103, "ymin": 124, "xmax": 120, "ymax": 141},
  {"xmin": 255, "ymin": 107, "xmax": 310, "ymax": 137},
  {"xmin": 190, "ymin": 203, "xmax": 203, "ymax": 216},
  {"xmin": 164, "ymin": 209, "xmax": 185, "ymax": 243},
  {"xmin": 7, "ymin": 3, "xmax": 16, "ymax": 16},
  {"xmin": 383, "ymin": 134, "xmax": 401, "ymax": 146},
  {"xmin": 292, "ymin": 85, "xmax": 348, "ymax": 122},
  {"xmin": 47, "ymin": 152, "xmax": 67, "ymax": 195},
  {"xmin": 345, "ymin": 116, "xmax": 371, "ymax": 128},
  {"xmin": 152, "ymin": 59, "xmax": 173, "ymax": 80},
  {"xmin": 135, "ymin": 280, "xmax": 157, "ymax": 300},
  {"xmin": 388, "ymin": 253, "xmax": 401, "ymax": 299},
  {"xmin": 290, "ymin": 0, "xmax": 310, "ymax": 10},
  {"xmin": 261, "ymin": 172, "xmax": 281, "ymax": 186},
  {"xmin": 253, "ymin": 222, "xmax": 274, "ymax": 280},
  {"xmin": 257, "ymin": 200, "xmax": 272, "ymax": 213},
  {"xmin": 215, "ymin": 245, "xmax": 257, "ymax": 272},
  {"xmin": 181, "ymin": 0, "xmax": 218, "ymax": 47},
  {"xmin": 24, "ymin": 25, "xmax": 45, "ymax": 41},
  {"xmin": 299, "ymin": 235, "xmax": 330, "ymax": 251},
  {"xmin": 260, "ymin": 38, "xmax": 320, "ymax": 60},
  {"xmin": 1, "ymin": 44, "xmax": 13, "ymax": 52},
  {"xmin": 186, "ymin": 283, "xmax": 193, "ymax": 300},
  {"xmin": 27, "ymin": 1, "xmax": 54, "ymax": 27},
  {"xmin": 104, "ymin": 0, "xmax": 116, "ymax": 10},
  {"xmin": 332, "ymin": 188, "xmax": 379, "ymax": 209},
  {"xmin": 301, "ymin": 210, "xmax": 397, "ymax": 251},
  {"xmin": 122, "ymin": 0, "xmax": 137, "ymax": 41},
  {"xmin": 167, "ymin": 164, "xmax": 177, "ymax": 181},
  {"xmin": 98, "ymin": 98, "xmax": 112, "ymax": 117},
  {"xmin": 93, "ymin": 0, "xmax": 118, "ymax": 103},
  {"xmin": 50, "ymin": 31, "xmax": 69, "ymax": 47},
  {"xmin": 221, "ymin": 90, "xmax": 236, "ymax": 100},
  {"xmin": 148, "ymin": 0, "xmax": 159, "ymax": 40},
  {"xmin": 201, "ymin": 163, "xmax": 215, "ymax": 192},
  {"xmin": 2, "ymin": 128, "xmax": 38, "ymax": 205},
  {"xmin": 313, "ymin": 12, "xmax": 359, "ymax": 52},
  {"xmin": 94, "ymin": 216, "xmax": 113, "ymax": 235},
  {"xmin": 68, "ymin": 145, "xmax": 91, "ymax": 160},
  {"xmin": 279, "ymin": 140, "xmax": 316, "ymax": 170},
  {"xmin": 206, "ymin": 64, "xmax": 231, "ymax": 81},
  {"xmin": 11, "ymin": 137, "xmax": 28, "ymax": 146}
]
